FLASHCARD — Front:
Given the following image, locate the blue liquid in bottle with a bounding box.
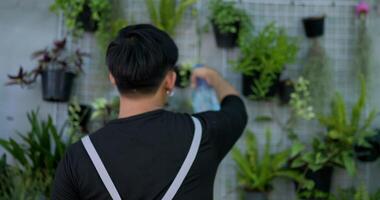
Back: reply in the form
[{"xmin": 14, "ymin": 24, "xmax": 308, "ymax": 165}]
[{"xmin": 192, "ymin": 65, "xmax": 220, "ymax": 113}]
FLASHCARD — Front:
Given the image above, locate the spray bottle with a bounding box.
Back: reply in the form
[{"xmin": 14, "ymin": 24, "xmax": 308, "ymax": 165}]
[{"xmin": 192, "ymin": 64, "xmax": 220, "ymax": 113}]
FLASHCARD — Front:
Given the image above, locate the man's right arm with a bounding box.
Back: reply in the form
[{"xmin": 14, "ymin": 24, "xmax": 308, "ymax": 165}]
[{"xmin": 191, "ymin": 67, "xmax": 248, "ymax": 161}]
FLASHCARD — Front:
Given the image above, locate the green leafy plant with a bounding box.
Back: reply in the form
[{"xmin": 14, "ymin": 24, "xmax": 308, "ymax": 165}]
[
  {"xmin": 331, "ymin": 184, "xmax": 380, "ymax": 200},
  {"xmin": 145, "ymin": 0, "xmax": 198, "ymax": 35},
  {"xmin": 91, "ymin": 97, "xmax": 120, "ymax": 124},
  {"xmin": 317, "ymin": 77, "xmax": 377, "ymax": 175},
  {"xmin": 176, "ymin": 61, "xmax": 193, "ymax": 88},
  {"xmin": 291, "ymin": 78, "xmax": 376, "ymax": 174},
  {"xmin": 209, "ymin": 0, "xmax": 249, "ymax": 34},
  {"xmin": 0, "ymin": 111, "xmax": 75, "ymax": 197},
  {"xmin": 50, "ymin": 0, "xmax": 128, "ymax": 50},
  {"xmin": 232, "ymin": 129, "xmax": 313, "ymax": 192},
  {"xmin": 0, "ymin": 168, "xmax": 50, "ymax": 200},
  {"xmin": 234, "ymin": 23, "xmax": 298, "ymax": 100},
  {"xmin": 302, "ymin": 39, "xmax": 333, "ymax": 114}
]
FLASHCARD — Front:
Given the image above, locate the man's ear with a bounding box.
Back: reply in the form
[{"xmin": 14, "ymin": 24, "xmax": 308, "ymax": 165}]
[
  {"xmin": 109, "ymin": 73, "xmax": 116, "ymax": 86},
  {"xmin": 165, "ymin": 70, "xmax": 176, "ymax": 91}
]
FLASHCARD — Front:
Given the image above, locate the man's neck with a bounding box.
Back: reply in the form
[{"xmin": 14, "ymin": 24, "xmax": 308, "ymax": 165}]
[{"xmin": 118, "ymin": 95, "xmax": 165, "ymax": 119}]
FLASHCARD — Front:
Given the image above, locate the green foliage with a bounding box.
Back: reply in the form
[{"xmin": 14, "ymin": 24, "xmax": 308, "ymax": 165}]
[
  {"xmin": 302, "ymin": 39, "xmax": 333, "ymax": 114},
  {"xmin": 177, "ymin": 61, "xmax": 193, "ymax": 88},
  {"xmin": 331, "ymin": 185, "xmax": 380, "ymax": 200},
  {"xmin": 145, "ymin": 0, "xmax": 198, "ymax": 35},
  {"xmin": 50, "ymin": 0, "xmax": 128, "ymax": 51},
  {"xmin": 291, "ymin": 78, "xmax": 376, "ymax": 175},
  {"xmin": 234, "ymin": 23, "xmax": 298, "ymax": 100},
  {"xmin": 0, "ymin": 168, "xmax": 51, "ymax": 200},
  {"xmin": 0, "ymin": 111, "xmax": 74, "ymax": 197},
  {"xmin": 209, "ymin": 0, "xmax": 249, "ymax": 34},
  {"xmin": 290, "ymin": 77, "xmax": 316, "ymax": 121},
  {"xmin": 91, "ymin": 97, "xmax": 120, "ymax": 124},
  {"xmin": 318, "ymin": 77, "xmax": 377, "ymax": 175},
  {"xmin": 232, "ymin": 129, "xmax": 313, "ymax": 192}
]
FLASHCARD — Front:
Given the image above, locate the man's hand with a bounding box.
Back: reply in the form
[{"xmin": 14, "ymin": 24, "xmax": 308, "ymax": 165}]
[{"xmin": 191, "ymin": 66, "xmax": 239, "ymax": 102}]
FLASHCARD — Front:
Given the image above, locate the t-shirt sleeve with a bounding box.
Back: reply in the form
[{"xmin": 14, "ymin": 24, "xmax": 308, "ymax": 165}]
[
  {"xmin": 51, "ymin": 146, "xmax": 81, "ymax": 200},
  {"xmin": 194, "ymin": 95, "xmax": 248, "ymax": 161}
]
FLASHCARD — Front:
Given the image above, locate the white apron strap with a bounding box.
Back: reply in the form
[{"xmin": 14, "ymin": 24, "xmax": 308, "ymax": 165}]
[
  {"xmin": 161, "ymin": 116, "xmax": 202, "ymax": 200},
  {"xmin": 81, "ymin": 116, "xmax": 202, "ymax": 200},
  {"xmin": 81, "ymin": 136, "xmax": 122, "ymax": 200}
]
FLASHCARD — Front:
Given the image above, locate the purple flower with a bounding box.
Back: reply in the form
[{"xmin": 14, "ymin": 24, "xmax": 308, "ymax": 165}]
[{"xmin": 356, "ymin": 1, "xmax": 370, "ymax": 16}]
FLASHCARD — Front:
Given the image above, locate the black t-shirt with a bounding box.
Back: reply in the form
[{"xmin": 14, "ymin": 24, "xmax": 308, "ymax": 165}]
[{"xmin": 52, "ymin": 95, "xmax": 247, "ymax": 200}]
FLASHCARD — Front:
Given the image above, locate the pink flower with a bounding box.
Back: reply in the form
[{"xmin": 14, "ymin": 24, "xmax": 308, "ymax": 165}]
[{"xmin": 356, "ymin": 1, "xmax": 370, "ymax": 16}]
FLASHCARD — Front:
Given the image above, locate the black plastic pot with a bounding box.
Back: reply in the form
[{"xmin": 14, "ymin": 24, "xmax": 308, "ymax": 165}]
[
  {"xmin": 174, "ymin": 66, "xmax": 192, "ymax": 88},
  {"xmin": 244, "ymin": 191, "xmax": 268, "ymax": 200},
  {"xmin": 41, "ymin": 69, "xmax": 76, "ymax": 102},
  {"xmin": 354, "ymin": 131, "xmax": 380, "ymax": 162},
  {"xmin": 303, "ymin": 16, "xmax": 325, "ymax": 38},
  {"xmin": 212, "ymin": 21, "xmax": 240, "ymax": 48},
  {"xmin": 77, "ymin": 4, "xmax": 98, "ymax": 32},
  {"xmin": 295, "ymin": 167, "xmax": 334, "ymax": 200},
  {"xmin": 242, "ymin": 73, "xmax": 280, "ymax": 100},
  {"xmin": 278, "ymin": 79, "xmax": 295, "ymax": 104}
]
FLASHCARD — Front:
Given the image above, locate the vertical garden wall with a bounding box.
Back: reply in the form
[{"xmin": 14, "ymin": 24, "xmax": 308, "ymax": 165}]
[{"xmin": 1, "ymin": 0, "xmax": 380, "ymax": 199}]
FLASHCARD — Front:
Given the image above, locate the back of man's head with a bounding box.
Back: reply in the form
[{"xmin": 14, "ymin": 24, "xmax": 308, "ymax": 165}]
[{"xmin": 106, "ymin": 24, "xmax": 178, "ymax": 95}]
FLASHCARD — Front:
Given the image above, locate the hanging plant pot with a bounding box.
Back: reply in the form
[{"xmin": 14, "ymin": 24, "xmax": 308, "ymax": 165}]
[
  {"xmin": 174, "ymin": 65, "xmax": 192, "ymax": 88},
  {"xmin": 305, "ymin": 167, "xmax": 333, "ymax": 193},
  {"xmin": 295, "ymin": 166, "xmax": 333, "ymax": 200},
  {"xmin": 242, "ymin": 73, "xmax": 280, "ymax": 100},
  {"xmin": 278, "ymin": 79, "xmax": 295, "ymax": 104},
  {"xmin": 77, "ymin": 4, "xmax": 98, "ymax": 32},
  {"xmin": 41, "ymin": 69, "xmax": 76, "ymax": 102},
  {"xmin": 354, "ymin": 130, "xmax": 380, "ymax": 162},
  {"xmin": 212, "ymin": 21, "xmax": 240, "ymax": 48},
  {"xmin": 303, "ymin": 16, "xmax": 325, "ymax": 38},
  {"xmin": 244, "ymin": 191, "xmax": 268, "ymax": 200}
]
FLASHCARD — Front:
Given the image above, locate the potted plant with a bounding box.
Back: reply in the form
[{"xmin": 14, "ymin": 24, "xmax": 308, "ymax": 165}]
[
  {"xmin": 68, "ymin": 100, "xmax": 93, "ymax": 133},
  {"xmin": 354, "ymin": 129, "xmax": 380, "ymax": 162},
  {"xmin": 208, "ymin": 0, "xmax": 249, "ymax": 48},
  {"xmin": 0, "ymin": 111, "xmax": 74, "ymax": 197},
  {"xmin": 6, "ymin": 39, "xmax": 87, "ymax": 102},
  {"xmin": 50, "ymin": 0, "xmax": 128, "ymax": 51},
  {"xmin": 232, "ymin": 129, "xmax": 313, "ymax": 200},
  {"xmin": 332, "ymin": 184, "xmax": 380, "ymax": 200},
  {"xmin": 145, "ymin": 0, "xmax": 198, "ymax": 36},
  {"xmin": 91, "ymin": 97, "xmax": 120, "ymax": 125},
  {"xmin": 278, "ymin": 79, "xmax": 295, "ymax": 104},
  {"xmin": 302, "ymin": 15, "xmax": 325, "ymax": 38},
  {"xmin": 234, "ymin": 23, "xmax": 298, "ymax": 100},
  {"xmin": 174, "ymin": 62, "xmax": 193, "ymax": 88}
]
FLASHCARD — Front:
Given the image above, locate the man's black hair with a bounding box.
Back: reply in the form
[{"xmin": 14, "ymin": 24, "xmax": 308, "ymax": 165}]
[{"xmin": 106, "ymin": 24, "xmax": 178, "ymax": 95}]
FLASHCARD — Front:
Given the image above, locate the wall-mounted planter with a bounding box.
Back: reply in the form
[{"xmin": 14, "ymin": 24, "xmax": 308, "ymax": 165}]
[
  {"xmin": 174, "ymin": 65, "xmax": 192, "ymax": 88},
  {"xmin": 212, "ymin": 21, "xmax": 240, "ymax": 48},
  {"xmin": 244, "ymin": 191, "xmax": 268, "ymax": 200},
  {"xmin": 295, "ymin": 166, "xmax": 333, "ymax": 200},
  {"xmin": 354, "ymin": 130, "xmax": 380, "ymax": 162},
  {"xmin": 305, "ymin": 167, "xmax": 333, "ymax": 194},
  {"xmin": 303, "ymin": 16, "xmax": 325, "ymax": 38},
  {"xmin": 278, "ymin": 79, "xmax": 294, "ymax": 104},
  {"xmin": 41, "ymin": 69, "xmax": 75, "ymax": 102},
  {"xmin": 77, "ymin": 4, "xmax": 98, "ymax": 32},
  {"xmin": 242, "ymin": 74, "xmax": 280, "ymax": 100}
]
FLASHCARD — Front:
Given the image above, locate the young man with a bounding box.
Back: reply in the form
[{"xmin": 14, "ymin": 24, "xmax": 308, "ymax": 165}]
[{"xmin": 52, "ymin": 24, "xmax": 247, "ymax": 200}]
